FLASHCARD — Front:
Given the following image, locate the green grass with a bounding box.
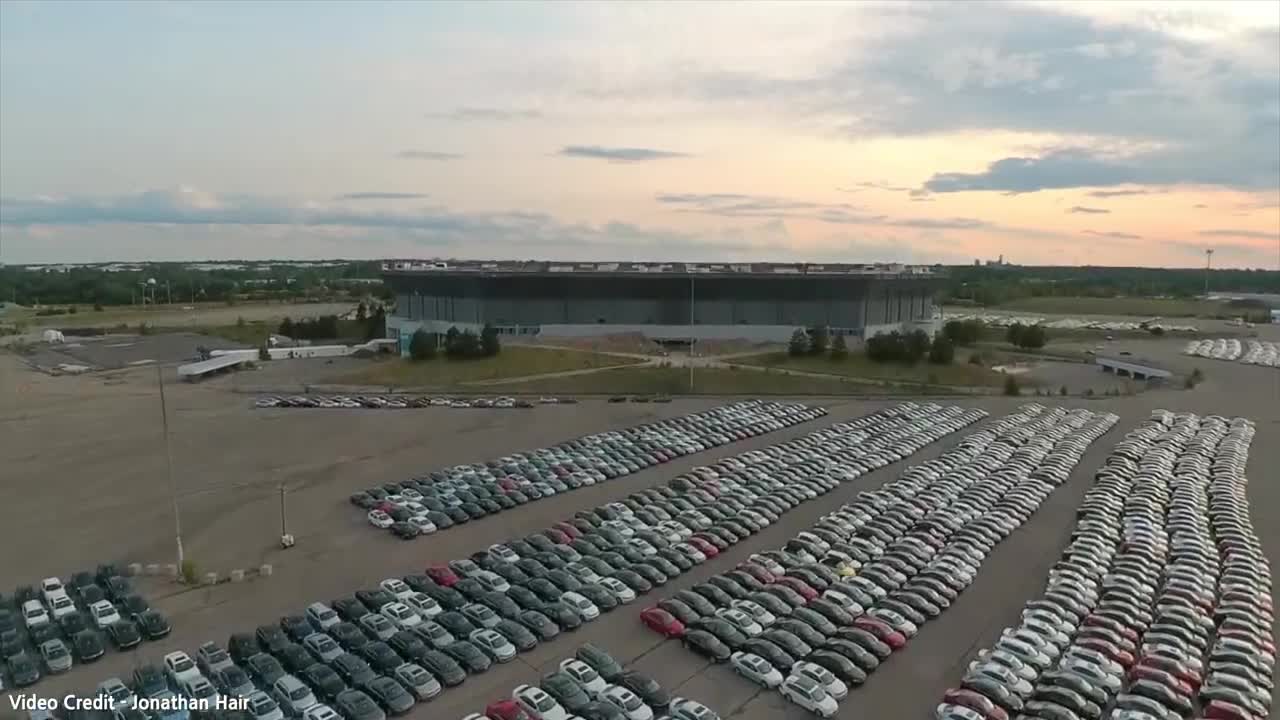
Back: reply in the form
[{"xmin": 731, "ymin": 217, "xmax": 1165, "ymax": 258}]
[
  {"xmin": 181, "ymin": 319, "xmax": 368, "ymax": 346},
  {"xmin": 993, "ymin": 296, "xmax": 1229, "ymax": 318},
  {"xmin": 332, "ymin": 346, "xmax": 642, "ymax": 387},
  {"xmin": 497, "ymin": 365, "xmax": 933, "ymax": 396},
  {"xmin": 733, "ymin": 352, "xmax": 1010, "ymax": 388}
]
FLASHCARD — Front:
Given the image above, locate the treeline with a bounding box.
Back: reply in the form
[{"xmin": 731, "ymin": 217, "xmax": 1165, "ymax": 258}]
[
  {"xmin": 409, "ymin": 325, "xmax": 501, "ymax": 361},
  {"xmin": 0, "ymin": 262, "xmax": 392, "ymax": 307},
  {"xmin": 943, "ymin": 266, "xmax": 1280, "ymax": 306},
  {"xmin": 278, "ymin": 304, "xmax": 386, "ymax": 341}
]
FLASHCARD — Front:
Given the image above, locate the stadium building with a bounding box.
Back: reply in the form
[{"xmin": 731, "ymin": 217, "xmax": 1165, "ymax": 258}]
[{"xmin": 383, "ymin": 260, "xmax": 942, "ymax": 347}]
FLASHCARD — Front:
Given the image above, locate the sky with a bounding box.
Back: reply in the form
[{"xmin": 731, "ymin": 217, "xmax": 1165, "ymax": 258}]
[{"xmin": 1, "ymin": 1, "xmax": 1278, "ymax": 269}]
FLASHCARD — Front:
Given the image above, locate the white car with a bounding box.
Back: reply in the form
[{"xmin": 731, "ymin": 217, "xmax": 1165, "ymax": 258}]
[
  {"xmin": 668, "ymin": 697, "xmax": 722, "ymax": 720},
  {"xmin": 729, "ymin": 651, "xmax": 783, "ymax": 688},
  {"xmin": 21, "ymin": 600, "xmax": 50, "ymax": 630},
  {"xmin": 164, "ymin": 651, "xmax": 204, "ymax": 686},
  {"xmin": 40, "ymin": 578, "xmax": 68, "ymax": 607},
  {"xmin": 380, "ymin": 578, "xmax": 413, "ymax": 600},
  {"xmin": 601, "ymin": 685, "xmax": 654, "ymax": 720},
  {"xmin": 820, "ymin": 590, "xmax": 864, "ymax": 617},
  {"xmin": 714, "ymin": 608, "xmax": 763, "ymax": 637},
  {"xmin": 598, "ymin": 577, "xmax": 636, "ymax": 604},
  {"xmin": 473, "ymin": 570, "xmax": 510, "ymax": 593},
  {"xmin": 778, "ymin": 675, "xmax": 839, "ymax": 718},
  {"xmin": 97, "ymin": 678, "xmax": 136, "ymax": 709},
  {"xmin": 408, "ymin": 516, "xmax": 438, "ymax": 534},
  {"xmin": 405, "ymin": 593, "xmax": 443, "ymax": 618},
  {"xmin": 380, "ymin": 602, "xmax": 422, "ymax": 629},
  {"xmin": 302, "ymin": 705, "xmax": 341, "ymax": 720},
  {"xmin": 367, "ymin": 510, "xmax": 393, "ymax": 528},
  {"xmin": 49, "ymin": 594, "xmax": 78, "ymax": 621},
  {"xmin": 488, "ymin": 544, "xmax": 520, "ymax": 563},
  {"xmin": 394, "ymin": 663, "xmax": 442, "ymax": 701},
  {"xmin": 89, "ymin": 600, "xmax": 121, "ymax": 629},
  {"xmin": 674, "ymin": 544, "xmax": 707, "ymax": 564},
  {"xmin": 469, "ymin": 629, "xmax": 517, "ymax": 663},
  {"xmin": 181, "ymin": 677, "xmax": 220, "ymax": 704},
  {"xmin": 934, "ymin": 704, "xmax": 985, "ymax": 720},
  {"xmin": 562, "ymin": 592, "xmax": 600, "ymax": 621},
  {"xmin": 247, "ymin": 691, "xmax": 285, "ymax": 720},
  {"xmin": 790, "ymin": 662, "xmax": 848, "ymax": 701},
  {"xmin": 357, "ymin": 613, "xmax": 397, "ymax": 641},
  {"xmin": 305, "ymin": 602, "xmax": 341, "ymax": 630},
  {"xmin": 559, "ymin": 659, "xmax": 608, "ymax": 696},
  {"xmin": 731, "ymin": 600, "xmax": 776, "ymax": 628},
  {"xmin": 513, "ymin": 684, "xmax": 569, "ymax": 720}
]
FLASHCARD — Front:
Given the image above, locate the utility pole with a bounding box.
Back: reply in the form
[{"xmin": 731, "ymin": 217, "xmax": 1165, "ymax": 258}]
[
  {"xmin": 157, "ymin": 366, "xmax": 185, "ymax": 572},
  {"xmin": 1204, "ymin": 249, "xmax": 1214, "ymax": 298}
]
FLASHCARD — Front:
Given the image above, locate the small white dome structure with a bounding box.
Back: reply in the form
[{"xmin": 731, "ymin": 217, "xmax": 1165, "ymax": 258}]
[{"xmin": 42, "ymin": 329, "xmax": 66, "ymax": 343}]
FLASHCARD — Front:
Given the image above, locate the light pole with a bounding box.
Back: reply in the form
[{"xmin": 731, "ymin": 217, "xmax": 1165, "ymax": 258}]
[
  {"xmin": 688, "ymin": 271, "xmax": 695, "ymax": 392},
  {"xmin": 1204, "ymin": 249, "xmax": 1214, "ymax": 298},
  {"xmin": 157, "ymin": 366, "xmax": 185, "ymax": 572}
]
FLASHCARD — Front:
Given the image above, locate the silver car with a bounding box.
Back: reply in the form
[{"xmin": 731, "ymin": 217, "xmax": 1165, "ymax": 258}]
[
  {"xmin": 40, "ymin": 639, "xmax": 73, "ymax": 673},
  {"xmin": 393, "ymin": 663, "xmax": 442, "ymax": 701}
]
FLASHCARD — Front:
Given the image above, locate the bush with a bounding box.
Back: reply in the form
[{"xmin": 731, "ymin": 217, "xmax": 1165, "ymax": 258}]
[
  {"xmin": 830, "ymin": 333, "xmax": 848, "ymax": 360},
  {"xmin": 968, "ymin": 352, "xmax": 984, "ymax": 366},
  {"xmin": 808, "ymin": 326, "xmax": 829, "ymax": 356},
  {"xmin": 409, "ymin": 329, "xmax": 435, "ymax": 361},
  {"xmin": 1007, "ymin": 322, "xmax": 1048, "ymax": 349},
  {"xmin": 480, "ymin": 324, "xmax": 501, "ymax": 357},
  {"xmin": 279, "ymin": 317, "xmax": 295, "ymax": 337},
  {"xmin": 236, "ymin": 316, "xmax": 246, "ymax": 328},
  {"xmin": 94, "ymin": 302, "xmax": 104, "ymax": 312},
  {"xmin": 788, "ymin": 329, "xmax": 809, "ymax": 357},
  {"xmin": 943, "ymin": 319, "xmax": 984, "ymax": 346},
  {"xmin": 1059, "ymin": 385, "xmax": 1068, "ymax": 396},
  {"xmin": 181, "ymin": 559, "xmax": 198, "ymax": 585},
  {"xmin": 1148, "ymin": 326, "xmax": 1165, "ymax": 336},
  {"xmin": 258, "ymin": 344, "xmax": 271, "ymax": 361},
  {"xmin": 69, "ymin": 305, "xmax": 78, "ymax": 314},
  {"xmin": 1002, "ymin": 375, "xmax": 1021, "ymax": 396},
  {"xmin": 928, "ymin": 334, "xmax": 955, "ymax": 365}
]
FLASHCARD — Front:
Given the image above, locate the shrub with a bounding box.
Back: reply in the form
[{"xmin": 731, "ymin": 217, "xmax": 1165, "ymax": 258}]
[
  {"xmin": 409, "ymin": 329, "xmax": 435, "ymax": 361},
  {"xmin": 943, "ymin": 319, "xmax": 984, "ymax": 346},
  {"xmin": 1148, "ymin": 326, "xmax": 1166, "ymax": 336},
  {"xmin": 1059, "ymin": 385, "xmax": 1068, "ymax": 396},
  {"xmin": 480, "ymin": 324, "xmax": 501, "ymax": 357},
  {"xmin": 808, "ymin": 326, "xmax": 829, "ymax": 355},
  {"xmin": 69, "ymin": 305, "xmax": 78, "ymax": 314},
  {"xmin": 928, "ymin": 334, "xmax": 955, "ymax": 365},
  {"xmin": 1002, "ymin": 375, "xmax": 1020, "ymax": 396},
  {"xmin": 788, "ymin": 328, "xmax": 809, "ymax": 357},
  {"xmin": 181, "ymin": 559, "xmax": 198, "ymax": 585},
  {"xmin": 93, "ymin": 302, "xmax": 104, "ymax": 312},
  {"xmin": 258, "ymin": 344, "xmax": 271, "ymax": 361},
  {"xmin": 830, "ymin": 333, "xmax": 848, "ymax": 360},
  {"xmin": 138, "ymin": 322, "xmax": 153, "ymax": 335},
  {"xmin": 968, "ymin": 352, "xmax": 984, "ymax": 366},
  {"xmin": 236, "ymin": 316, "xmax": 246, "ymax": 328}
]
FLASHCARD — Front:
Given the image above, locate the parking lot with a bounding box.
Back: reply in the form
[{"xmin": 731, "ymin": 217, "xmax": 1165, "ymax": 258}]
[{"xmin": 1, "ymin": 338, "xmax": 1277, "ymax": 719}]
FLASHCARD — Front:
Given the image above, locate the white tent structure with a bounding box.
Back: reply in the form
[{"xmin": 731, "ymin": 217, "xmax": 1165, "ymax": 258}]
[{"xmin": 42, "ymin": 329, "xmax": 65, "ymax": 343}]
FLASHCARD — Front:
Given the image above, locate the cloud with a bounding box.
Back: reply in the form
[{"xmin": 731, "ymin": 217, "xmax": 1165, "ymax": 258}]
[
  {"xmin": 1198, "ymin": 228, "xmax": 1280, "ymax": 241},
  {"xmin": 1083, "ymin": 229, "xmax": 1143, "ymax": 240},
  {"xmin": 335, "ymin": 192, "xmax": 428, "ymax": 201},
  {"xmin": 396, "ymin": 150, "xmax": 463, "ymax": 161},
  {"xmin": 837, "ymin": 181, "xmax": 912, "ymax": 193},
  {"xmin": 1088, "ymin": 189, "xmax": 1156, "ymax": 198},
  {"xmin": 1067, "ymin": 206, "xmax": 1111, "ymax": 214},
  {"xmin": 922, "ymin": 149, "xmax": 1141, "ymax": 194},
  {"xmin": 1193, "ymin": 203, "xmax": 1208, "ymax": 209},
  {"xmin": 654, "ymin": 192, "xmax": 991, "ymax": 230},
  {"xmin": 426, "ymin": 107, "xmax": 541, "ymax": 121},
  {"xmin": 559, "ymin": 145, "xmax": 691, "ymax": 163}
]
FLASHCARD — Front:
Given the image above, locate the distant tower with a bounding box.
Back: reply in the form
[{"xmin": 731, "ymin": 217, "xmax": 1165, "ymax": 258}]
[
  {"xmin": 1204, "ymin": 249, "xmax": 1214, "ymax": 297},
  {"xmin": 998, "ymin": 254, "xmax": 1004, "ymax": 266}
]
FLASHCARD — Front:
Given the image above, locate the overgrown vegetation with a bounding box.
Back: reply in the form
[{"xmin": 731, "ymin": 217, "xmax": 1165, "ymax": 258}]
[
  {"xmin": 1005, "ymin": 322, "xmax": 1048, "ymax": 350},
  {"xmin": 942, "ymin": 319, "xmax": 985, "ymax": 346}
]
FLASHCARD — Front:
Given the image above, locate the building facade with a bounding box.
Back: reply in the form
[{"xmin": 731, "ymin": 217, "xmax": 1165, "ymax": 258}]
[{"xmin": 383, "ymin": 260, "xmax": 942, "ymax": 344}]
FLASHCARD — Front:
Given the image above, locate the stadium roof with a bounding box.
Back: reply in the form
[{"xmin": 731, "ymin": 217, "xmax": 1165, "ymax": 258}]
[{"xmin": 382, "ymin": 260, "xmax": 940, "ymax": 276}]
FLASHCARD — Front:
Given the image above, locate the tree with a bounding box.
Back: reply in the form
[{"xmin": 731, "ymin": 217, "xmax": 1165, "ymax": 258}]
[
  {"xmin": 409, "ymin": 329, "xmax": 435, "ymax": 361},
  {"xmin": 1019, "ymin": 324, "xmax": 1047, "ymax": 349},
  {"xmin": 788, "ymin": 328, "xmax": 809, "ymax": 357},
  {"xmin": 943, "ymin": 319, "xmax": 983, "ymax": 346},
  {"xmin": 356, "ymin": 302, "xmax": 367, "ymax": 322},
  {"xmin": 365, "ymin": 305, "xmax": 386, "ymax": 340},
  {"xmin": 480, "ymin": 324, "xmax": 501, "ymax": 357},
  {"xmin": 905, "ymin": 329, "xmax": 931, "ymax": 364},
  {"xmin": 279, "ymin": 317, "xmax": 295, "ymax": 337},
  {"xmin": 928, "ymin": 333, "xmax": 955, "ymax": 365},
  {"xmin": 258, "ymin": 343, "xmax": 271, "ymax": 361},
  {"xmin": 830, "ymin": 333, "xmax": 848, "ymax": 360},
  {"xmin": 1006, "ymin": 322, "xmax": 1025, "ymax": 347},
  {"xmin": 1003, "ymin": 374, "xmax": 1020, "ymax": 396},
  {"xmin": 808, "ymin": 326, "xmax": 829, "ymax": 356}
]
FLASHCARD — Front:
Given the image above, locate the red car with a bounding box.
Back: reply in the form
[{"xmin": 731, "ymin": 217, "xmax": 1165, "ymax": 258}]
[
  {"xmin": 639, "ymin": 607, "xmax": 686, "ymax": 638},
  {"xmin": 552, "ymin": 522, "xmax": 582, "ymax": 540},
  {"xmin": 1127, "ymin": 665, "xmax": 1193, "ymax": 696},
  {"xmin": 852, "ymin": 617, "xmax": 906, "ymax": 650},
  {"xmin": 1203, "ymin": 700, "xmax": 1259, "ymax": 720},
  {"xmin": 1217, "ymin": 627, "xmax": 1276, "ymax": 654},
  {"xmin": 687, "ymin": 537, "xmax": 719, "ymax": 558},
  {"xmin": 426, "ymin": 565, "xmax": 459, "ymax": 587},
  {"xmin": 942, "ymin": 688, "xmax": 1009, "ymax": 720},
  {"xmin": 1076, "ymin": 637, "xmax": 1134, "ymax": 668},
  {"xmin": 736, "ymin": 562, "xmax": 777, "ymax": 584},
  {"xmin": 485, "ymin": 699, "xmax": 531, "ymax": 720},
  {"xmin": 544, "ymin": 528, "xmax": 572, "ymax": 545},
  {"xmin": 496, "ymin": 477, "xmax": 518, "ymax": 492},
  {"xmin": 1081, "ymin": 614, "xmax": 1140, "ymax": 643},
  {"xmin": 774, "ymin": 576, "xmax": 819, "ymax": 602},
  {"xmin": 1135, "ymin": 654, "xmax": 1201, "ymax": 685}
]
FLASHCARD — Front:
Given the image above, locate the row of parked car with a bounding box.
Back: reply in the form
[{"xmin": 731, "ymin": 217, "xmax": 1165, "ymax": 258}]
[
  {"xmin": 0, "ymin": 565, "xmax": 171, "ymax": 692},
  {"xmin": 255, "ymin": 396, "xmax": 583, "ymax": 410},
  {"xmin": 647, "ymin": 404, "xmax": 1117, "ymax": 719},
  {"xmin": 64, "ymin": 402, "xmax": 954, "ymax": 720},
  {"xmin": 1182, "ymin": 339, "xmax": 1280, "ymax": 368},
  {"xmin": 458, "ymin": 643, "xmax": 722, "ymax": 720},
  {"xmin": 353, "ymin": 401, "xmax": 826, "ymax": 539},
  {"xmin": 937, "ymin": 410, "xmax": 1270, "ymax": 720}
]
